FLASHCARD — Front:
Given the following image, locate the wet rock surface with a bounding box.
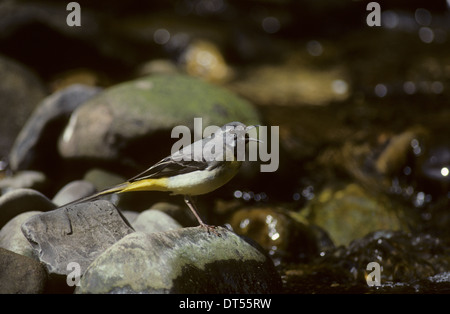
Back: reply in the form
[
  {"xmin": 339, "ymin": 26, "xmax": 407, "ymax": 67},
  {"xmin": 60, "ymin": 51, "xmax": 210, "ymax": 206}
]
[
  {"xmin": 229, "ymin": 207, "xmax": 323, "ymax": 265},
  {"xmin": 228, "ymin": 57, "xmax": 350, "ymax": 107},
  {"xmin": 58, "ymin": 74, "xmax": 261, "ymax": 172},
  {"xmin": 21, "ymin": 200, "xmax": 135, "ymax": 275},
  {"xmin": 52, "ymin": 180, "xmax": 97, "ymax": 207},
  {"xmin": 0, "ymin": 170, "xmax": 48, "ymax": 193},
  {"xmin": 0, "ymin": 247, "xmax": 48, "ymax": 294},
  {"xmin": 76, "ymin": 228, "xmax": 282, "ymax": 294},
  {"xmin": 9, "ymin": 84, "xmax": 101, "ymax": 173},
  {"xmin": 300, "ymin": 183, "xmax": 410, "ymax": 246},
  {"xmin": 0, "ymin": 211, "xmax": 41, "ymax": 258},
  {"xmin": 131, "ymin": 209, "xmax": 182, "ymax": 234},
  {"xmin": 0, "ymin": 188, "xmax": 55, "ymax": 229},
  {"xmin": 282, "ymin": 230, "xmax": 450, "ymax": 293},
  {"xmin": 0, "ymin": 55, "xmax": 46, "ymax": 159}
]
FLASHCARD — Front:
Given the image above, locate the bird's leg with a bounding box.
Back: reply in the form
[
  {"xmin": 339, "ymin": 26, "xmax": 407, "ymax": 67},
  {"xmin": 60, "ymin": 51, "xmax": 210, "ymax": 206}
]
[{"xmin": 184, "ymin": 195, "xmax": 220, "ymax": 236}]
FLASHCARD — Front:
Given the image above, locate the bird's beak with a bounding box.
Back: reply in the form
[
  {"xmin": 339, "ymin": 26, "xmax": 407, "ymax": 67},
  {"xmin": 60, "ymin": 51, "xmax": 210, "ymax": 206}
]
[
  {"xmin": 247, "ymin": 137, "xmax": 263, "ymax": 143},
  {"xmin": 245, "ymin": 125, "xmax": 260, "ymax": 131},
  {"xmin": 245, "ymin": 125, "xmax": 263, "ymax": 143}
]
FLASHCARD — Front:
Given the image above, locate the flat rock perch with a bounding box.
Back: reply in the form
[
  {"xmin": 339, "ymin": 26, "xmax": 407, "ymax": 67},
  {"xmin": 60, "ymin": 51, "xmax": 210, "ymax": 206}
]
[
  {"xmin": 21, "ymin": 200, "xmax": 135, "ymax": 275},
  {"xmin": 76, "ymin": 227, "xmax": 282, "ymax": 293}
]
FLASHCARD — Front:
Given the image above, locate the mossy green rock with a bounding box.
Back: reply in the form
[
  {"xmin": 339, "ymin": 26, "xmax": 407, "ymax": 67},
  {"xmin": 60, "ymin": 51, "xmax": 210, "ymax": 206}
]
[
  {"xmin": 76, "ymin": 227, "xmax": 282, "ymax": 294},
  {"xmin": 300, "ymin": 183, "xmax": 410, "ymax": 247},
  {"xmin": 59, "ymin": 74, "xmax": 260, "ymax": 166}
]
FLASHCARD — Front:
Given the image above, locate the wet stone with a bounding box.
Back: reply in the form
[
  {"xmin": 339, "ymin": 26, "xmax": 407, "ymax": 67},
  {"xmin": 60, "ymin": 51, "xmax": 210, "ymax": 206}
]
[
  {"xmin": 76, "ymin": 227, "xmax": 282, "ymax": 294},
  {"xmin": 131, "ymin": 209, "xmax": 182, "ymax": 234},
  {"xmin": 0, "ymin": 171, "xmax": 48, "ymax": 194},
  {"xmin": 58, "ymin": 74, "xmax": 261, "ymax": 169},
  {"xmin": 0, "ymin": 188, "xmax": 56, "ymax": 229},
  {"xmin": 0, "ymin": 247, "xmax": 47, "ymax": 294},
  {"xmin": 374, "ymin": 129, "xmax": 423, "ymax": 177},
  {"xmin": 0, "ymin": 211, "xmax": 41, "ymax": 259},
  {"xmin": 21, "ymin": 200, "xmax": 135, "ymax": 275},
  {"xmin": 0, "ymin": 55, "xmax": 46, "ymax": 159},
  {"xmin": 227, "ymin": 54, "xmax": 350, "ymax": 107},
  {"xmin": 301, "ymin": 183, "xmax": 410, "ymax": 246},
  {"xmin": 52, "ymin": 180, "xmax": 97, "ymax": 207},
  {"xmin": 330, "ymin": 230, "xmax": 450, "ymax": 286},
  {"xmin": 283, "ymin": 230, "xmax": 450, "ymax": 293},
  {"xmin": 83, "ymin": 168, "xmax": 125, "ymax": 192},
  {"xmin": 149, "ymin": 202, "xmax": 196, "ymax": 227},
  {"xmin": 181, "ymin": 39, "xmax": 232, "ymax": 83},
  {"xmin": 136, "ymin": 59, "xmax": 179, "ymax": 77},
  {"xmin": 9, "ymin": 84, "xmax": 102, "ymax": 172},
  {"xmin": 229, "ymin": 207, "xmax": 322, "ymax": 264}
]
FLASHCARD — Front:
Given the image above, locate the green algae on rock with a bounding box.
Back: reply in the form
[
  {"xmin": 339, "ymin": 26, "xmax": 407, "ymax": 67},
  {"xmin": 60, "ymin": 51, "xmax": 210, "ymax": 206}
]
[
  {"xmin": 76, "ymin": 227, "xmax": 282, "ymax": 294},
  {"xmin": 58, "ymin": 74, "xmax": 261, "ymax": 169},
  {"xmin": 300, "ymin": 183, "xmax": 410, "ymax": 247}
]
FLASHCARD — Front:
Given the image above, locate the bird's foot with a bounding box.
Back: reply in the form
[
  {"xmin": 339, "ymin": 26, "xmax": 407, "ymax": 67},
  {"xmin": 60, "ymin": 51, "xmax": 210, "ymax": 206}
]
[{"xmin": 199, "ymin": 223, "xmax": 222, "ymax": 237}]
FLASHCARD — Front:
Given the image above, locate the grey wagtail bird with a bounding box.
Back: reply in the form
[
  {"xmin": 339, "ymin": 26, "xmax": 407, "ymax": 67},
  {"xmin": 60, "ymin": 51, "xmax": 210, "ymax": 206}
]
[{"xmin": 63, "ymin": 122, "xmax": 260, "ymax": 234}]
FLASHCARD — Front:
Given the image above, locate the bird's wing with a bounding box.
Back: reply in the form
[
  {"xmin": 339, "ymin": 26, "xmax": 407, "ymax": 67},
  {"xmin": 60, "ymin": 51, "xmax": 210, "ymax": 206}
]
[
  {"xmin": 128, "ymin": 157, "xmax": 202, "ymax": 182},
  {"xmin": 128, "ymin": 134, "xmax": 230, "ymax": 182},
  {"xmin": 127, "ymin": 156, "xmax": 224, "ymax": 182}
]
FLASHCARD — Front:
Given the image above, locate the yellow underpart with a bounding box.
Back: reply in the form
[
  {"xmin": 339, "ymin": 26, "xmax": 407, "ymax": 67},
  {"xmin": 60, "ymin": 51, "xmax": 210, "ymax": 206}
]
[{"xmin": 118, "ymin": 177, "xmax": 169, "ymax": 193}]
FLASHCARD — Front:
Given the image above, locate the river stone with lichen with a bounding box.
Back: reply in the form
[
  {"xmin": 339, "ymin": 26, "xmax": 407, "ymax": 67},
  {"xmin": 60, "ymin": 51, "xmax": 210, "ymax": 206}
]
[
  {"xmin": 58, "ymin": 74, "xmax": 260, "ymax": 168},
  {"xmin": 299, "ymin": 183, "xmax": 410, "ymax": 247},
  {"xmin": 76, "ymin": 227, "xmax": 282, "ymax": 294}
]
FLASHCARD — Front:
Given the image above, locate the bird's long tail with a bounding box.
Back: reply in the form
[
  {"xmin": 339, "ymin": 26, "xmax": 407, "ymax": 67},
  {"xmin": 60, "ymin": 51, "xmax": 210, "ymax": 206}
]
[
  {"xmin": 59, "ymin": 177, "xmax": 170, "ymax": 208},
  {"xmin": 60, "ymin": 182, "xmax": 130, "ymax": 208}
]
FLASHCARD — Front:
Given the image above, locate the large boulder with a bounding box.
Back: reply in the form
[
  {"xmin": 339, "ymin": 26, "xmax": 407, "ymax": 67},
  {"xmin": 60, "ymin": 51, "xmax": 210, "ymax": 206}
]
[
  {"xmin": 58, "ymin": 74, "xmax": 261, "ymax": 170},
  {"xmin": 76, "ymin": 227, "xmax": 282, "ymax": 294}
]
